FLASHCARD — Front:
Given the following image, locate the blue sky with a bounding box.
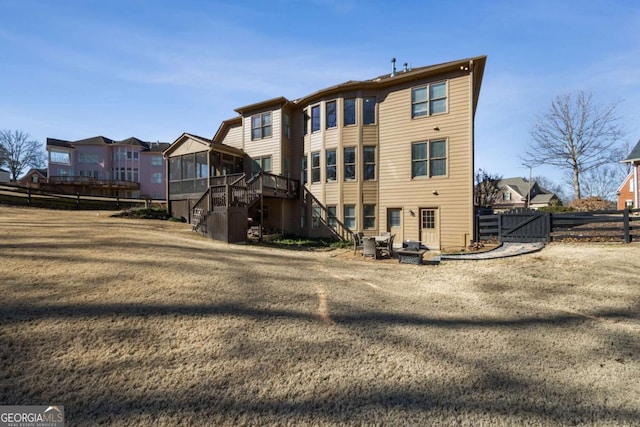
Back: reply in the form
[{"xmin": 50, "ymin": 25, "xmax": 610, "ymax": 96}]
[{"xmin": 1, "ymin": 0, "xmax": 639, "ymax": 192}]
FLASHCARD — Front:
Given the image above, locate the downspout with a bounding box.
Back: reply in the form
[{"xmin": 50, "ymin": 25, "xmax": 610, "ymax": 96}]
[{"xmin": 469, "ymin": 59, "xmax": 475, "ymax": 245}]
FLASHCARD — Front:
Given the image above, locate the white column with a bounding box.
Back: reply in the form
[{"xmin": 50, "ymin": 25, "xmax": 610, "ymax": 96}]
[{"xmin": 635, "ymin": 164, "xmax": 639, "ymax": 210}]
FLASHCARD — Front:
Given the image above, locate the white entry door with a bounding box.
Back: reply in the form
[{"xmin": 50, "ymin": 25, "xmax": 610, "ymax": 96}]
[{"xmin": 420, "ymin": 208, "xmax": 440, "ymax": 250}]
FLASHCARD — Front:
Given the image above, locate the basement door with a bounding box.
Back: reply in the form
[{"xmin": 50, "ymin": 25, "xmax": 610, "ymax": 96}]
[{"xmin": 420, "ymin": 208, "xmax": 440, "ymax": 250}]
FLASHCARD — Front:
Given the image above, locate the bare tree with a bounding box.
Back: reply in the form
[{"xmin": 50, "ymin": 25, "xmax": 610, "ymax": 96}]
[
  {"xmin": 0, "ymin": 130, "xmax": 46, "ymax": 181},
  {"xmin": 534, "ymin": 175, "xmax": 568, "ymax": 205},
  {"xmin": 581, "ymin": 165, "xmax": 625, "ymax": 201},
  {"xmin": 523, "ymin": 91, "xmax": 625, "ymax": 199},
  {"xmin": 474, "ymin": 169, "xmax": 503, "ymax": 208}
]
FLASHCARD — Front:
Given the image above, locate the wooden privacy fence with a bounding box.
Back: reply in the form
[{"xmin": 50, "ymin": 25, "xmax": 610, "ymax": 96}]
[{"xmin": 476, "ymin": 208, "xmax": 640, "ymax": 243}]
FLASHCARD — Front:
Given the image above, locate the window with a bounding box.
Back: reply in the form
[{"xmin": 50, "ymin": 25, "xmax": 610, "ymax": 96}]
[
  {"xmin": 301, "ymin": 155, "xmax": 308, "ymax": 185},
  {"xmin": 169, "ymin": 157, "xmax": 181, "ymax": 181},
  {"xmin": 422, "ymin": 210, "xmax": 435, "ymax": 229},
  {"xmin": 344, "ymin": 147, "xmax": 356, "ymax": 180},
  {"xmin": 152, "ymin": 172, "xmax": 163, "ymax": 183},
  {"xmin": 50, "ymin": 150, "xmax": 70, "ymax": 165},
  {"xmin": 283, "ymin": 113, "xmax": 290, "ymax": 138},
  {"xmin": 430, "ymin": 140, "xmax": 447, "ymax": 176},
  {"xmin": 326, "ymin": 100, "xmax": 337, "ymax": 129},
  {"xmin": 79, "ymin": 153, "xmax": 99, "ymax": 164},
  {"xmin": 311, "ymin": 105, "xmax": 320, "ymax": 132},
  {"xmin": 327, "ymin": 206, "xmax": 337, "ymax": 228},
  {"xmin": 411, "ymin": 139, "xmax": 447, "ymax": 178},
  {"xmin": 363, "ymin": 204, "xmax": 376, "ymax": 229},
  {"xmin": 504, "ymin": 192, "xmax": 511, "ymax": 201},
  {"xmin": 251, "ymin": 112, "xmax": 272, "ymax": 140},
  {"xmin": 344, "ymin": 98, "xmax": 356, "ymax": 126},
  {"xmin": 303, "ymin": 111, "xmax": 309, "ymax": 135},
  {"xmin": 363, "ymin": 97, "xmax": 376, "ymax": 125},
  {"xmin": 300, "ymin": 206, "xmax": 307, "ymax": 229},
  {"xmin": 389, "ymin": 209, "xmax": 401, "ymax": 227},
  {"xmin": 152, "ymin": 155, "xmax": 163, "ymax": 166},
  {"xmin": 430, "ymin": 82, "xmax": 447, "ymax": 114},
  {"xmin": 326, "ymin": 149, "xmax": 336, "ymax": 181},
  {"xmin": 182, "ymin": 155, "xmax": 195, "ymax": 179},
  {"xmin": 311, "ymin": 151, "xmax": 320, "ymax": 183},
  {"xmin": 127, "ymin": 151, "xmax": 139, "ymax": 160},
  {"xmin": 363, "ymin": 146, "xmax": 375, "ymax": 180},
  {"xmin": 196, "ymin": 152, "xmax": 208, "ymax": 178},
  {"xmin": 344, "ymin": 204, "xmax": 356, "ymax": 229},
  {"xmin": 252, "ymin": 156, "xmax": 272, "ymax": 175},
  {"xmin": 312, "ymin": 204, "xmax": 321, "ymax": 229},
  {"xmin": 411, "ymin": 143, "xmax": 427, "ymax": 178},
  {"xmin": 412, "ymin": 81, "xmax": 447, "ymax": 118}
]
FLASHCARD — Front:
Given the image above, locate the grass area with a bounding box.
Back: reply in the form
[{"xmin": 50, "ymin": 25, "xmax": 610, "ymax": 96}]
[{"xmin": 1, "ymin": 206, "xmax": 639, "ymax": 426}]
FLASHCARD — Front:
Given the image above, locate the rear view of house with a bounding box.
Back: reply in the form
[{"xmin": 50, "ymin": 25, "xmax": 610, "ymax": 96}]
[{"xmin": 165, "ymin": 55, "xmax": 487, "ymax": 250}]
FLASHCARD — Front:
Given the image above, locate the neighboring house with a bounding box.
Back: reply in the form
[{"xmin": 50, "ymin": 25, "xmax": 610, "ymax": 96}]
[
  {"xmin": 46, "ymin": 136, "xmax": 170, "ymax": 199},
  {"xmin": 18, "ymin": 168, "xmax": 48, "ymax": 187},
  {"xmin": 617, "ymin": 139, "xmax": 640, "ymax": 210},
  {"xmin": 0, "ymin": 168, "xmax": 9, "ymax": 183},
  {"xmin": 165, "ymin": 55, "xmax": 487, "ymax": 250},
  {"xmin": 492, "ymin": 177, "xmax": 560, "ymax": 211}
]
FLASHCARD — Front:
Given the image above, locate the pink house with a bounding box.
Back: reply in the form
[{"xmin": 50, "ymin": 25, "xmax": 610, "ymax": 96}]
[{"xmin": 46, "ymin": 136, "xmax": 169, "ymax": 199}]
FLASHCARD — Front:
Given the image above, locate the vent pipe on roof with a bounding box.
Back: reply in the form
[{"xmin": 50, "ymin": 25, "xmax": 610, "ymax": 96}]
[
  {"xmin": 391, "ymin": 57, "xmax": 396, "ymax": 77},
  {"xmin": 403, "ymin": 62, "xmax": 409, "ymax": 72}
]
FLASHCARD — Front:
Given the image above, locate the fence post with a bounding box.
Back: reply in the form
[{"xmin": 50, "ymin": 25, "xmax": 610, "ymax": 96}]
[
  {"xmin": 623, "ymin": 208, "xmax": 630, "ymax": 243},
  {"xmin": 27, "ymin": 187, "xmax": 32, "ymax": 206},
  {"xmin": 497, "ymin": 214, "xmax": 502, "ymax": 242},
  {"xmin": 546, "ymin": 213, "xmax": 552, "ymax": 243},
  {"xmin": 76, "ymin": 192, "xmax": 80, "ymax": 209},
  {"xmin": 116, "ymin": 196, "xmax": 120, "ymax": 210}
]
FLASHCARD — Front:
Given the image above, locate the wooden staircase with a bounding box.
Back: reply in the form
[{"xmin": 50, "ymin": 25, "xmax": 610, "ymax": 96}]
[{"xmin": 190, "ymin": 172, "xmax": 299, "ymax": 242}]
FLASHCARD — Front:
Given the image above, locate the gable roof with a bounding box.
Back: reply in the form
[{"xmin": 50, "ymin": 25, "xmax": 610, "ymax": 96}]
[
  {"xmin": 497, "ymin": 177, "xmax": 535, "ymax": 198},
  {"xmin": 623, "ymin": 139, "xmax": 640, "ymax": 163}
]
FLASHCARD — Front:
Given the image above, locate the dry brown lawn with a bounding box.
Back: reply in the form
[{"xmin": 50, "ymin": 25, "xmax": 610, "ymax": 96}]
[{"xmin": 0, "ymin": 206, "xmax": 639, "ymax": 426}]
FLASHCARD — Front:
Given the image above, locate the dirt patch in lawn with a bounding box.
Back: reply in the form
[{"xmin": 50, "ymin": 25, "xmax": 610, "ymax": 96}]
[{"xmin": 1, "ymin": 206, "xmax": 639, "ymax": 426}]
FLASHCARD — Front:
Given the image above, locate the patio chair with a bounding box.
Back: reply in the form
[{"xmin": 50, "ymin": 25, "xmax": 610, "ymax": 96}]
[
  {"xmin": 353, "ymin": 232, "xmax": 365, "ymax": 255},
  {"xmin": 379, "ymin": 234, "xmax": 395, "ymax": 258},
  {"xmin": 362, "ymin": 236, "xmax": 377, "ymax": 259}
]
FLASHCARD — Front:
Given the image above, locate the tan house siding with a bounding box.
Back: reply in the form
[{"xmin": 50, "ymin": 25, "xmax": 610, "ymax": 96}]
[
  {"xmin": 220, "ymin": 124, "xmax": 243, "ymax": 150},
  {"xmin": 378, "ymin": 73, "xmax": 473, "ymax": 249},
  {"xmin": 242, "ymin": 108, "xmax": 282, "ymax": 174}
]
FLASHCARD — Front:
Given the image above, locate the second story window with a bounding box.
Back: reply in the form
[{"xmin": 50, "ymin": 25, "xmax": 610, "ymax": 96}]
[
  {"xmin": 411, "ymin": 139, "xmax": 447, "ymax": 178},
  {"xmin": 50, "ymin": 150, "xmax": 70, "ymax": 165},
  {"xmin": 326, "ymin": 100, "xmax": 337, "ymax": 129},
  {"xmin": 344, "ymin": 147, "xmax": 356, "ymax": 181},
  {"xmin": 151, "ymin": 155, "xmax": 163, "ymax": 166},
  {"xmin": 344, "ymin": 98, "xmax": 356, "ymax": 126},
  {"xmin": 311, "ymin": 151, "xmax": 320, "ymax": 183},
  {"xmin": 301, "ymin": 155, "xmax": 308, "ymax": 185},
  {"xmin": 412, "ymin": 81, "xmax": 447, "ymax": 118},
  {"xmin": 251, "ymin": 112, "xmax": 272, "ymax": 140},
  {"xmin": 311, "ymin": 105, "xmax": 321, "ymax": 132},
  {"xmin": 326, "ymin": 149, "xmax": 336, "ymax": 181},
  {"xmin": 363, "ymin": 97, "xmax": 376, "ymax": 125},
  {"xmin": 363, "ymin": 146, "xmax": 375, "ymax": 180},
  {"xmin": 283, "ymin": 113, "xmax": 290, "ymax": 138}
]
